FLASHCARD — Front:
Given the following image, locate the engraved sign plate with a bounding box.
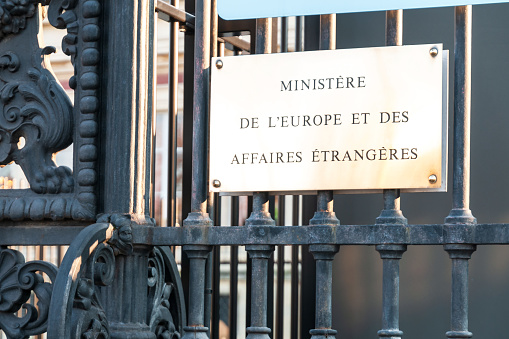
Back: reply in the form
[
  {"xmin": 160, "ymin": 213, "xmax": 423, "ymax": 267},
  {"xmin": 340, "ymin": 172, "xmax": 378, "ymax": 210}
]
[{"xmin": 209, "ymin": 44, "xmax": 448, "ymax": 194}]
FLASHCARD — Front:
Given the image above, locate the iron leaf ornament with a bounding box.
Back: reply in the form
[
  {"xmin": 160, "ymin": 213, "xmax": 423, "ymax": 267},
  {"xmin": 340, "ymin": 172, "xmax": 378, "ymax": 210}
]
[
  {"xmin": 0, "ymin": 0, "xmax": 74, "ymax": 194},
  {"xmin": 0, "ymin": 248, "xmax": 58, "ymax": 339}
]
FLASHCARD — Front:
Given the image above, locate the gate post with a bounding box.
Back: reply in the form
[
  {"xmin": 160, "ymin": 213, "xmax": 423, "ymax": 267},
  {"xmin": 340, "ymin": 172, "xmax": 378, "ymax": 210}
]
[{"xmin": 98, "ymin": 0, "xmax": 159, "ymax": 337}]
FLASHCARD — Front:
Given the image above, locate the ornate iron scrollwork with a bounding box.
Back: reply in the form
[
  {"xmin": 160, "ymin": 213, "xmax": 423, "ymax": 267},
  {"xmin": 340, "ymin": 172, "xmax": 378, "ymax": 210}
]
[
  {"xmin": 0, "ymin": 247, "xmax": 58, "ymax": 339},
  {"xmin": 0, "ymin": 0, "xmax": 102, "ymax": 221},
  {"xmin": 0, "ymin": 1, "xmax": 74, "ymax": 194},
  {"xmin": 148, "ymin": 247, "xmax": 185, "ymax": 339},
  {"xmin": 72, "ymin": 243, "xmax": 114, "ymax": 338},
  {"xmin": 48, "ymin": 222, "xmax": 185, "ymax": 339}
]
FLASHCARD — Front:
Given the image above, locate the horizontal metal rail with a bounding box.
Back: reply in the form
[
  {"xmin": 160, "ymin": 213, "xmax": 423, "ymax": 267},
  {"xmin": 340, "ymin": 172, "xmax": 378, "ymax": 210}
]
[
  {"xmin": 219, "ymin": 36, "xmax": 250, "ymax": 53},
  {"xmin": 155, "ymin": 0, "xmax": 195, "ymax": 28},
  {"xmin": 143, "ymin": 223, "xmax": 509, "ymax": 246},
  {"xmin": 7, "ymin": 223, "xmax": 509, "ymax": 246}
]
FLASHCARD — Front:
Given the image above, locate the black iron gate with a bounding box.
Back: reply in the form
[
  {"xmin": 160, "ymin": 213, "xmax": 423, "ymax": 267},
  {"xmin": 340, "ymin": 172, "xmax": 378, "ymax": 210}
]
[{"xmin": 1, "ymin": 0, "xmax": 509, "ymax": 338}]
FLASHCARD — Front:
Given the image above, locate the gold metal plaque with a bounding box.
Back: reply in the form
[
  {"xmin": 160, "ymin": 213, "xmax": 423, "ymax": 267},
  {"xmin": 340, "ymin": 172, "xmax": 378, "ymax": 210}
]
[{"xmin": 209, "ymin": 44, "xmax": 448, "ymax": 194}]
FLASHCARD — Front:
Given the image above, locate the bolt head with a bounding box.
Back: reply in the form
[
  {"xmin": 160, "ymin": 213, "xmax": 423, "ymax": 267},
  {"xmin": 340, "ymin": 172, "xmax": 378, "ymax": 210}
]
[
  {"xmin": 212, "ymin": 179, "xmax": 221, "ymax": 188},
  {"xmin": 428, "ymin": 174, "xmax": 437, "ymax": 184},
  {"xmin": 429, "ymin": 47, "xmax": 439, "ymax": 57},
  {"xmin": 216, "ymin": 59, "xmax": 223, "ymax": 69}
]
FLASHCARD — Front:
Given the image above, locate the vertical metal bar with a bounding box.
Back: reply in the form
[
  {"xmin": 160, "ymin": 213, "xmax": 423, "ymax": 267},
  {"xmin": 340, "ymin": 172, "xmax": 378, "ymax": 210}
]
[
  {"xmin": 246, "ymin": 195, "xmax": 253, "ymax": 328},
  {"xmin": 308, "ymin": 14, "xmax": 340, "ymax": 339},
  {"xmin": 275, "ymin": 197, "xmax": 285, "ymax": 339},
  {"xmin": 182, "ymin": 0, "xmax": 213, "ymax": 336},
  {"xmin": 291, "ymin": 195, "xmax": 300, "ymax": 339},
  {"xmin": 379, "ymin": 10, "xmax": 406, "ymax": 226},
  {"xmin": 300, "ymin": 16, "xmax": 319, "ymax": 339},
  {"xmin": 211, "ymin": 194, "xmax": 221, "ymax": 339},
  {"xmin": 443, "ymin": 7, "xmax": 476, "ymax": 338},
  {"xmin": 376, "ymin": 11, "xmax": 407, "ymax": 339},
  {"xmin": 181, "ymin": 0, "xmax": 196, "ymax": 308},
  {"xmin": 292, "ymin": 18, "xmax": 303, "ymax": 337},
  {"xmin": 268, "ymin": 196, "xmax": 275, "ymax": 333},
  {"xmin": 296, "ymin": 16, "xmax": 304, "ymax": 53},
  {"xmin": 319, "ymin": 14, "xmax": 335, "ymax": 50},
  {"xmin": 246, "ymin": 192, "xmax": 275, "ymax": 339},
  {"xmin": 444, "ymin": 244, "xmax": 476, "ymax": 338},
  {"xmin": 204, "ymin": 0, "xmax": 219, "ymax": 333},
  {"xmin": 255, "ymin": 18, "xmax": 272, "ymax": 54},
  {"xmin": 376, "ymin": 245, "xmax": 407, "ymax": 338},
  {"xmin": 385, "ymin": 10, "xmax": 402, "ymax": 46},
  {"xmin": 445, "ymin": 6, "xmax": 476, "ymax": 225},
  {"xmin": 245, "ymin": 17, "xmax": 275, "ymax": 339},
  {"xmin": 281, "ymin": 17, "xmax": 288, "ymax": 53},
  {"xmin": 309, "ymin": 245, "xmax": 339, "ymax": 339},
  {"xmin": 183, "ymin": 0, "xmax": 213, "ymax": 221},
  {"xmin": 183, "ymin": 245, "xmax": 212, "ymax": 339},
  {"xmin": 167, "ymin": 0, "xmax": 179, "ymax": 227},
  {"xmin": 229, "ymin": 196, "xmax": 239, "ymax": 339}
]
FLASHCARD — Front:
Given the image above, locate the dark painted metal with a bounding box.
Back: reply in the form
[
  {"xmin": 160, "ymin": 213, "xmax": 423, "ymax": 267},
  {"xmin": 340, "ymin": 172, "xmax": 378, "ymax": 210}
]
[
  {"xmin": 443, "ymin": 6, "xmax": 477, "ymax": 339},
  {"xmin": 376, "ymin": 244, "xmax": 407, "ymax": 339},
  {"xmin": 275, "ymin": 197, "xmax": 285, "ymax": 339},
  {"xmin": 309, "ymin": 244, "xmax": 339, "ymax": 339},
  {"xmin": 167, "ymin": 0, "xmax": 180, "ymax": 228},
  {"xmin": 101, "ymin": 0, "xmax": 154, "ymax": 221},
  {"xmin": 377, "ymin": 190, "xmax": 407, "ymax": 225},
  {"xmin": 267, "ymin": 196, "xmax": 275, "ymax": 335},
  {"xmin": 182, "ymin": 0, "xmax": 212, "ymax": 225},
  {"xmin": 205, "ymin": 1, "xmax": 219, "ymax": 330},
  {"xmin": 445, "ymin": 244, "xmax": 476, "ymax": 338},
  {"xmin": 145, "ymin": 223, "xmax": 509, "ymax": 246},
  {"xmin": 183, "ymin": 245, "xmax": 211, "ymax": 339},
  {"xmin": 156, "ymin": 0, "xmax": 195, "ymax": 29},
  {"xmin": 319, "ymin": 14, "xmax": 336, "ymax": 50},
  {"xmin": 308, "ymin": 15, "xmax": 340, "ymax": 339},
  {"xmin": 445, "ymin": 6, "xmax": 476, "ymax": 225},
  {"xmin": 385, "ymin": 10, "xmax": 402, "ymax": 46},
  {"xmin": 246, "ymin": 191, "xmax": 275, "ymax": 338},
  {"xmin": 0, "ymin": 248, "xmax": 58, "ymax": 338},
  {"xmin": 296, "ymin": 16, "xmax": 304, "ymax": 53},
  {"xmin": 301, "ymin": 196, "xmax": 317, "ymax": 338},
  {"xmin": 290, "ymin": 196, "xmax": 300, "ymax": 339},
  {"xmin": 376, "ymin": 13, "xmax": 407, "ymax": 339},
  {"xmin": 301, "ymin": 16, "xmax": 320, "ymax": 338},
  {"xmin": 230, "ymin": 196, "xmax": 240, "ymax": 339},
  {"xmin": 210, "ymin": 195, "xmax": 221, "ymax": 339},
  {"xmin": 310, "ymin": 190, "xmax": 340, "ymax": 226},
  {"xmin": 181, "ymin": 0, "xmax": 213, "ymax": 337}
]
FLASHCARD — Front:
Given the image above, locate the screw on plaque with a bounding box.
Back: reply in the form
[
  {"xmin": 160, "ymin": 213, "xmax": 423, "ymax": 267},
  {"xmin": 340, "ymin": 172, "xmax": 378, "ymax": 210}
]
[
  {"xmin": 212, "ymin": 179, "xmax": 221, "ymax": 188},
  {"xmin": 429, "ymin": 47, "xmax": 439, "ymax": 57},
  {"xmin": 216, "ymin": 59, "xmax": 223, "ymax": 69},
  {"xmin": 428, "ymin": 174, "xmax": 437, "ymax": 184}
]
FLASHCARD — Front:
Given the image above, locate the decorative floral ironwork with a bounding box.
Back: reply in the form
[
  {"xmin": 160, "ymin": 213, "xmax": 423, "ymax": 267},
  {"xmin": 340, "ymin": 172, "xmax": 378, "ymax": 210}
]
[
  {"xmin": 0, "ymin": 248, "xmax": 58, "ymax": 339},
  {"xmin": 72, "ymin": 278, "xmax": 109, "ymax": 339},
  {"xmin": 148, "ymin": 248, "xmax": 182, "ymax": 339},
  {"xmin": 0, "ymin": 47, "xmax": 74, "ymax": 194},
  {"xmin": 71, "ymin": 242, "xmax": 114, "ymax": 338},
  {"xmin": 0, "ymin": 0, "xmax": 40, "ymax": 41},
  {"xmin": 0, "ymin": 0, "xmax": 74, "ymax": 194},
  {"xmin": 98, "ymin": 214, "xmax": 134, "ymax": 256}
]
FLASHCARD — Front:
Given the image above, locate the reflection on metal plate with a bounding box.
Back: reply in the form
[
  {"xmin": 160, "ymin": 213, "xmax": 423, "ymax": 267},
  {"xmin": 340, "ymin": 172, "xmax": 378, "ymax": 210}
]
[{"xmin": 209, "ymin": 44, "xmax": 448, "ymax": 194}]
